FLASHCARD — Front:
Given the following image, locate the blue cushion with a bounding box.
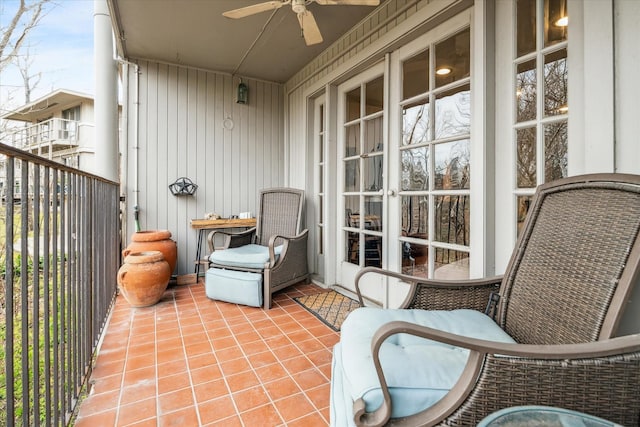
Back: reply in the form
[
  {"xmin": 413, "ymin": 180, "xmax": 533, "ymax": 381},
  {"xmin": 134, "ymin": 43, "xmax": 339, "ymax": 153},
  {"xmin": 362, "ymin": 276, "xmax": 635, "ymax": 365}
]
[
  {"xmin": 205, "ymin": 268, "xmax": 263, "ymax": 307},
  {"xmin": 333, "ymin": 308, "xmax": 516, "ymax": 424},
  {"xmin": 209, "ymin": 244, "xmax": 283, "ymax": 269}
]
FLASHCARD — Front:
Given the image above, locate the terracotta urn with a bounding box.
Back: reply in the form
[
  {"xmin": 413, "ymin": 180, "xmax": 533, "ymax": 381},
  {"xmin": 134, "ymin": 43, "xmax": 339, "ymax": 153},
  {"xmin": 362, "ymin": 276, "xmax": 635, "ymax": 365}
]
[
  {"xmin": 123, "ymin": 230, "xmax": 177, "ymax": 274},
  {"xmin": 117, "ymin": 251, "xmax": 172, "ymax": 307}
]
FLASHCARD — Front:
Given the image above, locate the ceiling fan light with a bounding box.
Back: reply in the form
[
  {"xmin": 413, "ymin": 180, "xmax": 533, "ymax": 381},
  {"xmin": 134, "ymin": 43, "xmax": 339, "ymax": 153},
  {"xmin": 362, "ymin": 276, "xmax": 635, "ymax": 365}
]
[
  {"xmin": 555, "ymin": 16, "xmax": 568, "ymax": 27},
  {"xmin": 436, "ymin": 67, "xmax": 452, "ymax": 76}
]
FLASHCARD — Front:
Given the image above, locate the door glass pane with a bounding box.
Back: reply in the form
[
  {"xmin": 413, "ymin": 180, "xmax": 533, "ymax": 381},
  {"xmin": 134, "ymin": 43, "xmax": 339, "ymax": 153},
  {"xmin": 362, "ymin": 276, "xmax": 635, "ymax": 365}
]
[
  {"xmin": 364, "ymin": 196, "xmax": 383, "ymax": 232},
  {"xmin": 401, "ymin": 147, "xmax": 429, "ymax": 191},
  {"xmin": 318, "ymin": 164, "xmax": 324, "ymax": 193},
  {"xmin": 434, "ymin": 249, "xmax": 469, "ymax": 280},
  {"xmin": 401, "ymin": 242, "xmax": 428, "ymax": 277},
  {"xmin": 517, "ymin": 0, "xmax": 536, "ymax": 57},
  {"xmin": 346, "ymin": 231, "xmax": 360, "ymax": 264},
  {"xmin": 403, "ymin": 50, "xmax": 429, "ymax": 100},
  {"xmin": 516, "ymin": 59, "xmax": 537, "ymax": 122},
  {"xmin": 364, "ymin": 116, "xmax": 383, "ymax": 153},
  {"xmin": 517, "ymin": 195, "xmax": 533, "ymax": 237},
  {"xmin": 434, "ymin": 84, "xmax": 471, "ymax": 139},
  {"xmin": 544, "ymin": 121, "xmax": 567, "ymax": 182},
  {"xmin": 434, "ymin": 139, "xmax": 470, "ymax": 190},
  {"xmin": 401, "ymin": 196, "xmax": 428, "ymax": 240},
  {"xmin": 544, "ymin": 0, "xmax": 568, "ymax": 47},
  {"xmin": 402, "ymin": 101, "xmax": 431, "ymax": 145},
  {"xmin": 319, "ymin": 134, "xmax": 324, "ymax": 162},
  {"xmin": 366, "ymin": 77, "xmax": 384, "ymax": 115},
  {"xmin": 345, "ymin": 196, "xmax": 359, "ymax": 226},
  {"xmin": 344, "ymin": 159, "xmax": 359, "ymax": 192},
  {"xmin": 434, "ymin": 195, "xmax": 469, "ymax": 245},
  {"xmin": 517, "ymin": 127, "xmax": 537, "ymax": 188},
  {"xmin": 345, "ymin": 123, "xmax": 360, "ymax": 157},
  {"xmin": 435, "ymin": 28, "xmax": 470, "ymax": 88},
  {"xmin": 363, "ymin": 156, "xmax": 383, "ymax": 191},
  {"xmin": 544, "ymin": 48, "xmax": 568, "ymax": 116},
  {"xmin": 346, "ymin": 88, "xmax": 361, "ymax": 121}
]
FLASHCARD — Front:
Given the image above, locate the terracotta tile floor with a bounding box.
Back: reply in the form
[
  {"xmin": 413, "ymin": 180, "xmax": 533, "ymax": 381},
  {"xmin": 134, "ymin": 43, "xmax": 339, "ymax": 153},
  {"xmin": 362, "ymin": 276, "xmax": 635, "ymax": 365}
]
[{"xmin": 73, "ymin": 280, "xmax": 339, "ymax": 427}]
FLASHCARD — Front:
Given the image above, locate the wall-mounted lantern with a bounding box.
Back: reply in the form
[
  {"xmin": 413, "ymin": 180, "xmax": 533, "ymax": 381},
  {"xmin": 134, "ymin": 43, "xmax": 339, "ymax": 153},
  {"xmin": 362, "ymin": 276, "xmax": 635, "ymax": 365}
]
[{"xmin": 237, "ymin": 79, "xmax": 248, "ymax": 104}]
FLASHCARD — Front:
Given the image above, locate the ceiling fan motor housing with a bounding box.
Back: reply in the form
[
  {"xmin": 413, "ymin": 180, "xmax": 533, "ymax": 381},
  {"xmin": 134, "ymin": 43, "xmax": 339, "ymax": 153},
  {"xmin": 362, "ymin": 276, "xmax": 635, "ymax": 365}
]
[{"xmin": 292, "ymin": 0, "xmax": 307, "ymax": 14}]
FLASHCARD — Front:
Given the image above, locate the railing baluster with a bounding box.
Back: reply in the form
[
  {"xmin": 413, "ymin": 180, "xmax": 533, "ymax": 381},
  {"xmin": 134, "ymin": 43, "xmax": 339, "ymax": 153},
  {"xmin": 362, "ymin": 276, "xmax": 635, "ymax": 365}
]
[
  {"xmin": 43, "ymin": 165, "xmax": 52, "ymax": 425},
  {"xmin": 5, "ymin": 157, "xmax": 15, "ymax": 423},
  {"xmin": 33, "ymin": 164, "xmax": 41, "ymax": 426},
  {"xmin": 21, "ymin": 159, "xmax": 30, "ymax": 427}
]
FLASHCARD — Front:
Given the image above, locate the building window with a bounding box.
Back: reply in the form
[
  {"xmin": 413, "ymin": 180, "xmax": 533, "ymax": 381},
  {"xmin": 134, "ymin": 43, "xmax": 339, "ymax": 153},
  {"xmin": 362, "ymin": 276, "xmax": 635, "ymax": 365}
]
[{"xmin": 515, "ymin": 0, "xmax": 568, "ymax": 235}]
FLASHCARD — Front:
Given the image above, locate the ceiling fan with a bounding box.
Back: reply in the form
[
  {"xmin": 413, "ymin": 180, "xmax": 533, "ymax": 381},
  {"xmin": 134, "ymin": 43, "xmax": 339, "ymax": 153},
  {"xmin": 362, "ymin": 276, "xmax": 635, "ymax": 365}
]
[{"xmin": 222, "ymin": 0, "xmax": 381, "ymax": 46}]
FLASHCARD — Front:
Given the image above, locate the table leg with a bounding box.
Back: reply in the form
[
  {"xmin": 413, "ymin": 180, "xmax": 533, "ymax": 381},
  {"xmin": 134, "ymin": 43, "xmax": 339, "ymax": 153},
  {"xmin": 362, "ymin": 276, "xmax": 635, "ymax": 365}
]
[{"xmin": 195, "ymin": 229, "xmax": 205, "ymax": 275}]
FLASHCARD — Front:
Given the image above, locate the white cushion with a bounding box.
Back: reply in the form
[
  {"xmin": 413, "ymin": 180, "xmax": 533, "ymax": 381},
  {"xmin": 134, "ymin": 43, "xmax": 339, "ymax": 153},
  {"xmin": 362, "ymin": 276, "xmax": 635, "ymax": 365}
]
[
  {"xmin": 332, "ymin": 308, "xmax": 516, "ymax": 424},
  {"xmin": 209, "ymin": 244, "xmax": 283, "ymax": 269}
]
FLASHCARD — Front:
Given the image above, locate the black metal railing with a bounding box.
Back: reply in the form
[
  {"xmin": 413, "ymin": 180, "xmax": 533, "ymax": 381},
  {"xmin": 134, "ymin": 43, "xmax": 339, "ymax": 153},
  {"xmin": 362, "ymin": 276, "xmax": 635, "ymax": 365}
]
[{"xmin": 1, "ymin": 143, "xmax": 120, "ymax": 426}]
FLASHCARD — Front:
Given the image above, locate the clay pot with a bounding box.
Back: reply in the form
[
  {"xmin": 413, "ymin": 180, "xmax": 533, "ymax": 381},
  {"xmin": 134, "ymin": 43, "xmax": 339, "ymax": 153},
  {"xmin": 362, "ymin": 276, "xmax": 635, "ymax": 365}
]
[
  {"xmin": 123, "ymin": 230, "xmax": 177, "ymax": 274},
  {"xmin": 117, "ymin": 251, "xmax": 171, "ymax": 307}
]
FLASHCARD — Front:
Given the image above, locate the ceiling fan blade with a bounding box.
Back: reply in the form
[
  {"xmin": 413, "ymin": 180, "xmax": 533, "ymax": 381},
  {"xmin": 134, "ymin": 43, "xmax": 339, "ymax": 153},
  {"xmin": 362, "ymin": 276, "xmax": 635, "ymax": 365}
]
[
  {"xmin": 315, "ymin": 0, "xmax": 380, "ymax": 5},
  {"xmin": 297, "ymin": 10, "xmax": 323, "ymax": 45},
  {"xmin": 222, "ymin": 1, "xmax": 287, "ymax": 19}
]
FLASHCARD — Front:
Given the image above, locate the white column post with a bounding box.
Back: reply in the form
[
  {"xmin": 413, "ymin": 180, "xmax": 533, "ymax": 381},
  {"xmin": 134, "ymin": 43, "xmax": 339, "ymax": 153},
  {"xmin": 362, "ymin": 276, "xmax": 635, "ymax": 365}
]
[{"xmin": 93, "ymin": 0, "xmax": 119, "ymax": 182}]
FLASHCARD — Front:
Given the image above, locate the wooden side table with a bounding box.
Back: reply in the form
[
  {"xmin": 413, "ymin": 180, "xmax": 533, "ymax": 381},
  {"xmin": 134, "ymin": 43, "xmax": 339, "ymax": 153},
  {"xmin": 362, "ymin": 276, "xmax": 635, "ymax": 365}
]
[{"xmin": 190, "ymin": 218, "xmax": 257, "ymax": 276}]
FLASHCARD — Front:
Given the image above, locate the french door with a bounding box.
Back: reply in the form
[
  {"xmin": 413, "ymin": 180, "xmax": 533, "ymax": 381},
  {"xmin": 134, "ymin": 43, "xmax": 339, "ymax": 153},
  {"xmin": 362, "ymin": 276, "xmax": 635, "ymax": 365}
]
[{"xmin": 336, "ymin": 15, "xmax": 472, "ymax": 307}]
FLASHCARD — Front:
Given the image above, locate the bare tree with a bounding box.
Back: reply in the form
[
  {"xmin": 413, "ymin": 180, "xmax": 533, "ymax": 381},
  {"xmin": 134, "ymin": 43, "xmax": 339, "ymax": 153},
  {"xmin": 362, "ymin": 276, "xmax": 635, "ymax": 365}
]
[{"xmin": 0, "ymin": 0, "xmax": 50, "ymax": 73}]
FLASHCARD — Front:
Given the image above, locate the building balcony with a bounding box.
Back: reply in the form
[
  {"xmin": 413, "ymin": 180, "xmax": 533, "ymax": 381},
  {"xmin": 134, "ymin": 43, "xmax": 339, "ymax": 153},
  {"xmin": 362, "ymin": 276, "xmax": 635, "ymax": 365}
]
[{"xmin": 3, "ymin": 118, "xmax": 81, "ymax": 157}]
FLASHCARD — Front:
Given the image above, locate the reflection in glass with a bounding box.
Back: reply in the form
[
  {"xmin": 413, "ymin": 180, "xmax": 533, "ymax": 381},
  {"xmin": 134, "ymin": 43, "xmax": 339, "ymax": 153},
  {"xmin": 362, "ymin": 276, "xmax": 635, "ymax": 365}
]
[
  {"xmin": 319, "ymin": 104, "xmax": 324, "ymax": 130},
  {"xmin": 544, "ymin": 0, "xmax": 568, "ymax": 48},
  {"xmin": 435, "ymin": 28, "xmax": 470, "ymax": 88},
  {"xmin": 346, "ymin": 87, "xmax": 361, "ymax": 122},
  {"xmin": 365, "ymin": 77, "xmax": 384, "ymax": 115},
  {"xmin": 363, "ymin": 156, "xmax": 383, "ymax": 191},
  {"xmin": 403, "ymin": 50, "xmax": 429, "ymax": 100},
  {"xmin": 544, "ymin": 121, "xmax": 567, "ymax": 182},
  {"xmin": 318, "ymin": 226, "xmax": 324, "ymax": 254},
  {"xmin": 434, "ymin": 84, "xmax": 471, "ymax": 140},
  {"xmin": 345, "ymin": 123, "xmax": 360, "ymax": 157},
  {"xmin": 346, "ymin": 231, "xmax": 360, "ymax": 264},
  {"xmin": 318, "ymin": 164, "xmax": 323, "ymax": 193},
  {"xmin": 403, "ymin": 101, "xmax": 430, "ymax": 146},
  {"xmin": 517, "ymin": 195, "xmax": 533, "ymax": 237},
  {"xmin": 434, "ymin": 248, "xmax": 469, "ymax": 280},
  {"xmin": 517, "ymin": 59, "xmax": 536, "ymax": 123},
  {"xmin": 401, "ymin": 242, "xmax": 428, "ymax": 277},
  {"xmin": 517, "ymin": 127, "xmax": 536, "ymax": 188},
  {"xmin": 517, "ymin": 0, "xmax": 536, "ymax": 57},
  {"xmin": 544, "ymin": 48, "xmax": 568, "ymax": 116},
  {"xmin": 434, "ymin": 195, "xmax": 469, "ymax": 245},
  {"xmin": 401, "ymin": 196, "xmax": 428, "ymax": 240},
  {"xmin": 434, "ymin": 139, "xmax": 470, "ymax": 190},
  {"xmin": 364, "ymin": 117, "xmax": 383, "ymax": 154},
  {"xmin": 344, "ymin": 159, "xmax": 359, "ymax": 192},
  {"xmin": 319, "ymin": 134, "xmax": 324, "ymax": 162},
  {"xmin": 365, "ymin": 196, "xmax": 383, "ymax": 232},
  {"xmin": 401, "ymin": 147, "xmax": 429, "ymax": 191}
]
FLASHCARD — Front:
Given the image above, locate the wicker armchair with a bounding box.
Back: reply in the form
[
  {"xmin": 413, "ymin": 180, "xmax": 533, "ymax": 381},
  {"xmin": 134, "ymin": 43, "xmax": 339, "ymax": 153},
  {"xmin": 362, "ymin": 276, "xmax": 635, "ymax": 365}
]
[
  {"xmin": 330, "ymin": 173, "xmax": 640, "ymax": 426},
  {"xmin": 207, "ymin": 187, "xmax": 309, "ymax": 309}
]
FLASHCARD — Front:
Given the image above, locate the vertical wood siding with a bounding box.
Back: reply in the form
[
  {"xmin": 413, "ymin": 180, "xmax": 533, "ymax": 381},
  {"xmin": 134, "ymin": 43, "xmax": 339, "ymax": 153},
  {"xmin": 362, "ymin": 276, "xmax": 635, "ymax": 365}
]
[{"xmin": 125, "ymin": 61, "xmax": 284, "ymax": 275}]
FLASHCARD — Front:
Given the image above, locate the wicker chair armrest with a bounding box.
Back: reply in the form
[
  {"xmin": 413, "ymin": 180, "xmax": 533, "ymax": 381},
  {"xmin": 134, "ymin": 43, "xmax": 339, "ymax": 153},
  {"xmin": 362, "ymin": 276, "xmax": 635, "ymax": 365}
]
[
  {"xmin": 353, "ymin": 322, "xmax": 640, "ymax": 427},
  {"xmin": 207, "ymin": 227, "xmax": 256, "ymax": 252},
  {"xmin": 267, "ymin": 229, "xmax": 308, "ymax": 269},
  {"xmin": 354, "ymin": 267, "xmax": 502, "ymax": 310}
]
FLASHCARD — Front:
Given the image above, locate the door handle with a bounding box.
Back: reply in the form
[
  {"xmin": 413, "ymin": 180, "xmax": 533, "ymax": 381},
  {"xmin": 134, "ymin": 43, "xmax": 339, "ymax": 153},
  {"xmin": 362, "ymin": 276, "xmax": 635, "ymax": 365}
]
[{"xmin": 387, "ymin": 189, "xmax": 396, "ymax": 197}]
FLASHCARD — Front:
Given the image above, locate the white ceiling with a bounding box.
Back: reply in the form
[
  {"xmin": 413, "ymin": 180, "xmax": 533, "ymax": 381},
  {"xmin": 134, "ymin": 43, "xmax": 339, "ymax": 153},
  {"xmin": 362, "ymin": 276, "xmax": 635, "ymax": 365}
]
[{"xmin": 107, "ymin": 0, "xmax": 381, "ymax": 83}]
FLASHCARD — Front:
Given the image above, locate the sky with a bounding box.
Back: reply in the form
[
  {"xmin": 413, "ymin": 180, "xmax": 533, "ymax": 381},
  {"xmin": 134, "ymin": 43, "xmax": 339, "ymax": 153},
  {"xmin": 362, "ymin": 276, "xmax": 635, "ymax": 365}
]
[{"xmin": 0, "ymin": 0, "xmax": 95, "ymax": 115}]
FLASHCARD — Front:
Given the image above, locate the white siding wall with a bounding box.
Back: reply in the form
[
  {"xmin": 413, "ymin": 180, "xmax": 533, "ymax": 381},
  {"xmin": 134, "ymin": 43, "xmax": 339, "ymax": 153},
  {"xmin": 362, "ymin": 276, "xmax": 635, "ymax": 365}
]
[{"xmin": 122, "ymin": 61, "xmax": 284, "ymax": 275}]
